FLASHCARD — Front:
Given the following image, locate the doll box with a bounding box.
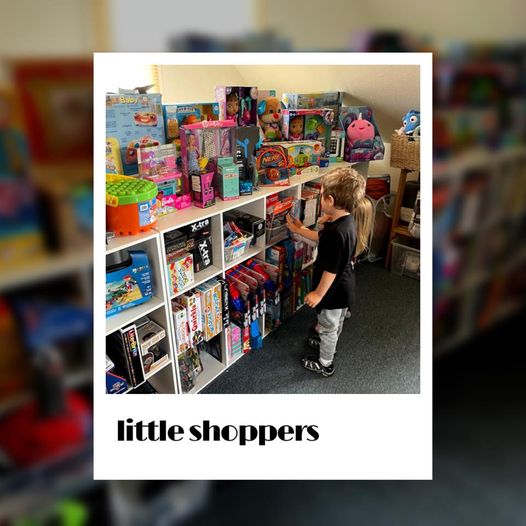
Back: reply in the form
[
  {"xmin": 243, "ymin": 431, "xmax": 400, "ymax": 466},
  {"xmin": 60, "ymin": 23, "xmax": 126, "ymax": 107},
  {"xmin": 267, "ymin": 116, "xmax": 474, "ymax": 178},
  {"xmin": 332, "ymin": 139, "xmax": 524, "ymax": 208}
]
[
  {"xmin": 106, "ymin": 93, "xmax": 166, "ymax": 176},
  {"xmin": 281, "ymin": 108, "xmax": 334, "ymax": 150},
  {"xmin": 215, "ymin": 86, "xmax": 258, "ymax": 126},
  {"xmin": 106, "ymin": 251, "xmax": 153, "ymax": 318},
  {"xmin": 163, "ymin": 102, "xmax": 220, "ymax": 141}
]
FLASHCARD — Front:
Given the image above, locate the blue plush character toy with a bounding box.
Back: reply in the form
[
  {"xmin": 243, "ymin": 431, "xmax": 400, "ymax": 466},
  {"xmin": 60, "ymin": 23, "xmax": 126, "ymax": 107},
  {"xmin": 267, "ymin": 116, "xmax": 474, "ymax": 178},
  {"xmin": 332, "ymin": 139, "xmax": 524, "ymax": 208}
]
[{"xmin": 396, "ymin": 110, "xmax": 420, "ymax": 137}]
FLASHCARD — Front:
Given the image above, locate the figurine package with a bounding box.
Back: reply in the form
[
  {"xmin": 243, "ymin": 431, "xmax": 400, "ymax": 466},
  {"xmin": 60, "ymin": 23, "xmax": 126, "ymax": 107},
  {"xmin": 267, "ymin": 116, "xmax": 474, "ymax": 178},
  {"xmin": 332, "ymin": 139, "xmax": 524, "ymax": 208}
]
[{"xmin": 215, "ymin": 86, "xmax": 258, "ymax": 126}]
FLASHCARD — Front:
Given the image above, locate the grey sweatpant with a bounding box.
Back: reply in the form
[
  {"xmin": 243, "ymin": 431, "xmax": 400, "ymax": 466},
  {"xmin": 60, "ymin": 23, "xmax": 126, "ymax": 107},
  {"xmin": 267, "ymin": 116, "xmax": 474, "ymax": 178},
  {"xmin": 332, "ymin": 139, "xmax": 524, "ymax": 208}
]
[{"xmin": 318, "ymin": 308, "xmax": 348, "ymax": 363}]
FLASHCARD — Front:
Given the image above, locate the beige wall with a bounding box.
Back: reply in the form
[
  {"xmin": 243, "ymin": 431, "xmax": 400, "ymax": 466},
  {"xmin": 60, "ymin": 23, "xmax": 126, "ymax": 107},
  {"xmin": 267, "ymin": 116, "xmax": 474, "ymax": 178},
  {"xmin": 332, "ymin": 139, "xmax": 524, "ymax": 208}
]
[{"xmin": 158, "ymin": 63, "xmax": 420, "ymax": 186}]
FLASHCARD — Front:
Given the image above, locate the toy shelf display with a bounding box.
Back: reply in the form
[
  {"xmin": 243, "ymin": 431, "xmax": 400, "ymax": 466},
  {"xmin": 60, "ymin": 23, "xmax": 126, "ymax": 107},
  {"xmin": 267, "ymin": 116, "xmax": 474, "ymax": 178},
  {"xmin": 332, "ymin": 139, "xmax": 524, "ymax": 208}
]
[{"xmin": 105, "ymin": 162, "xmax": 357, "ymax": 394}]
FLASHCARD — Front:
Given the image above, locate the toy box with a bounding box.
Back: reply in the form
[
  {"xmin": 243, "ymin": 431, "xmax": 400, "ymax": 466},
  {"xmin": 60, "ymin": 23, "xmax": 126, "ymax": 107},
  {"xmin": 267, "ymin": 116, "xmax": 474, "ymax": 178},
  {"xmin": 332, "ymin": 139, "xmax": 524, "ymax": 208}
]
[
  {"xmin": 106, "ymin": 355, "xmax": 129, "ymax": 394},
  {"xmin": 163, "ymin": 102, "xmax": 220, "ymax": 142},
  {"xmin": 106, "ymin": 250, "xmax": 153, "ymax": 318},
  {"xmin": 193, "ymin": 235, "xmax": 213, "ymax": 272},
  {"xmin": 135, "ymin": 316, "xmax": 169, "ymax": 374},
  {"xmin": 106, "ymin": 137, "xmax": 123, "ymax": 174},
  {"xmin": 215, "ymin": 86, "xmax": 258, "ymax": 126},
  {"xmin": 255, "ymin": 144, "xmax": 290, "ymax": 186},
  {"xmin": 167, "ymin": 253, "xmax": 194, "ymax": 295},
  {"xmin": 216, "ymin": 157, "xmax": 239, "ymax": 200},
  {"xmin": 329, "ymin": 129, "xmax": 346, "ymax": 162},
  {"xmin": 180, "ymin": 291, "xmax": 204, "ymax": 347},
  {"xmin": 110, "ymin": 324, "xmax": 146, "ymax": 388},
  {"xmin": 191, "ymin": 170, "xmax": 215, "ymax": 208},
  {"xmin": 273, "ymin": 141, "xmax": 322, "ymax": 175},
  {"xmin": 172, "ymin": 303, "xmax": 191, "ymax": 354},
  {"xmin": 138, "ymin": 144, "xmax": 190, "ymax": 212},
  {"xmin": 339, "ymin": 106, "xmax": 385, "ymax": 162},
  {"xmin": 106, "ymin": 93, "xmax": 166, "ymax": 176},
  {"xmin": 282, "ymin": 91, "xmax": 343, "ymax": 127},
  {"xmin": 210, "ymin": 279, "xmax": 223, "ymax": 338},
  {"xmin": 236, "ymin": 126, "xmax": 260, "ymax": 194},
  {"xmin": 182, "ymin": 217, "xmax": 211, "ymax": 238},
  {"xmin": 196, "ymin": 282, "xmax": 215, "ymax": 342},
  {"xmin": 281, "ymin": 108, "xmax": 333, "ymax": 163},
  {"xmin": 217, "ymin": 278, "xmax": 230, "ymax": 328}
]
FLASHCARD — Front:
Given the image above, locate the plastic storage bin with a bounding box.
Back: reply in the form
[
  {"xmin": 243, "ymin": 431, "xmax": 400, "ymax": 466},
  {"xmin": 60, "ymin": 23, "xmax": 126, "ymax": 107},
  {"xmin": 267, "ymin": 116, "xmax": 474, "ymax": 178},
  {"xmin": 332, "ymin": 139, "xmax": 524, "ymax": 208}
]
[
  {"xmin": 224, "ymin": 231, "xmax": 254, "ymax": 264},
  {"xmin": 390, "ymin": 235, "xmax": 420, "ymax": 279}
]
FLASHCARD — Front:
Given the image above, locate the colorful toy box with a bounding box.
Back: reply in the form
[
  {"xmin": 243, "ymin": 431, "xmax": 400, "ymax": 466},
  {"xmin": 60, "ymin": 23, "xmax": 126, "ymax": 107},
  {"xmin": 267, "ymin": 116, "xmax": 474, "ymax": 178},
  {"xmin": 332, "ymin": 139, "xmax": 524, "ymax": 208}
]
[
  {"xmin": 138, "ymin": 144, "xmax": 190, "ymax": 213},
  {"xmin": 273, "ymin": 141, "xmax": 322, "ymax": 175},
  {"xmin": 216, "ymin": 157, "xmax": 239, "ymax": 200},
  {"xmin": 106, "ymin": 251, "xmax": 153, "ymax": 318},
  {"xmin": 106, "ymin": 93, "xmax": 166, "ymax": 176},
  {"xmin": 255, "ymin": 144, "xmax": 290, "ymax": 186},
  {"xmin": 196, "ymin": 282, "xmax": 214, "ymax": 342},
  {"xmin": 210, "ymin": 279, "xmax": 223, "ymax": 338},
  {"xmin": 167, "ymin": 253, "xmax": 194, "ymax": 295},
  {"xmin": 215, "ymin": 86, "xmax": 258, "ymax": 126},
  {"xmin": 329, "ymin": 129, "xmax": 346, "ymax": 162},
  {"xmin": 236, "ymin": 126, "xmax": 260, "ymax": 194},
  {"xmin": 106, "ymin": 175, "xmax": 158, "ymax": 236},
  {"xmin": 106, "ymin": 137, "xmax": 123, "ymax": 174},
  {"xmin": 179, "ymin": 291, "xmax": 204, "ymax": 347},
  {"xmin": 172, "ymin": 303, "xmax": 191, "ymax": 354},
  {"xmin": 163, "ymin": 102, "xmax": 220, "ymax": 142},
  {"xmin": 191, "ymin": 170, "xmax": 215, "ymax": 208},
  {"xmin": 282, "ymin": 91, "xmax": 343, "ymax": 127}
]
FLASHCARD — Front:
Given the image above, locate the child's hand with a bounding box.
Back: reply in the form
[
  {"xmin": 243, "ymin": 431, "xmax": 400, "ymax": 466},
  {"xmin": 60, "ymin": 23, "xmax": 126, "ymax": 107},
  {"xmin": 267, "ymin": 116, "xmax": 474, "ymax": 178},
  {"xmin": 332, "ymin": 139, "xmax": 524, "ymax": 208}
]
[
  {"xmin": 286, "ymin": 213, "xmax": 304, "ymax": 233},
  {"xmin": 317, "ymin": 214, "xmax": 333, "ymax": 226},
  {"xmin": 305, "ymin": 291, "xmax": 322, "ymax": 308}
]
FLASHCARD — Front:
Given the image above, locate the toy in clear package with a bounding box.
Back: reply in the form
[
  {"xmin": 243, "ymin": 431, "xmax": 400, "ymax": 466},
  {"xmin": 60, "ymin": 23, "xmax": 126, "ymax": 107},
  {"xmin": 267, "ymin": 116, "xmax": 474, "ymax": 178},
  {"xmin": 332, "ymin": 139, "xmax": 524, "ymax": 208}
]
[
  {"xmin": 257, "ymin": 96, "xmax": 286, "ymax": 142},
  {"xmin": 215, "ymin": 86, "xmax": 258, "ymax": 126},
  {"xmin": 163, "ymin": 102, "xmax": 220, "ymax": 142},
  {"xmin": 282, "ymin": 108, "xmax": 334, "ymax": 165},
  {"xmin": 106, "ymin": 93, "xmax": 165, "ymax": 176},
  {"xmin": 167, "ymin": 253, "xmax": 194, "ymax": 295},
  {"xmin": 282, "ymin": 91, "xmax": 343, "ymax": 127},
  {"xmin": 179, "ymin": 291, "xmax": 204, "ymax": 347},
  {"xmin": 255, "ymin": 145, "xmax": 290, "ymax": 186},
  {"xmin": 172, "ymin": 303, "xmax": 191, "ymax": 354},
  {"xmin": 106, "ymin": 250, "xmax": 153, "ymax": 317}
]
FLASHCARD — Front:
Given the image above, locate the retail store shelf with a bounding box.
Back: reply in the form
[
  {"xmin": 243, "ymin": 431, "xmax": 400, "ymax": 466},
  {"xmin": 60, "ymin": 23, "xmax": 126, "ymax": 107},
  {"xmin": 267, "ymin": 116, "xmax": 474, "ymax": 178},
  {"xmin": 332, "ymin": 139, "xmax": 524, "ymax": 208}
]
[
  {"xmin": 188, "ymin": 352, "xmax": 225, "ymax": 394},
  {"xmin": 145, "ymin": 358, "xmax": 172, "ymax": 381},
  {"xmin": 106, "ymin": 296, "xmax": 165, "ymax": 336},
  {"xmin": 106, "ymin": 230, "xmax": 158, "ymax": 255}
]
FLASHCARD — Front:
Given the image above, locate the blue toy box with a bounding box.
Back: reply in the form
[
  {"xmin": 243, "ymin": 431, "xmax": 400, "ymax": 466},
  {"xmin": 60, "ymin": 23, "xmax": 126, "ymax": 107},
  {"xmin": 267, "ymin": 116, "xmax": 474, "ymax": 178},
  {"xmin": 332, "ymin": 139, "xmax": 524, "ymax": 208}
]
[
  {"xmin": 106, "ymin": 250, "xmax": 153, "ymax": 318},
  {"xmin": 106, "ymin": 93, "xmax": 166, "ymax": 176}
]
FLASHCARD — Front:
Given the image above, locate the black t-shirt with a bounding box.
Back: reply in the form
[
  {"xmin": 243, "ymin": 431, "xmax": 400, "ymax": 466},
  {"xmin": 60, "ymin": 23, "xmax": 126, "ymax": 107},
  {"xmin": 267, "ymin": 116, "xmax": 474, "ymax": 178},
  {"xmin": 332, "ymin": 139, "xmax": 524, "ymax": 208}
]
[{"xmin": 312, "ymin": 214, "xmax": 357, "ymax": 312}]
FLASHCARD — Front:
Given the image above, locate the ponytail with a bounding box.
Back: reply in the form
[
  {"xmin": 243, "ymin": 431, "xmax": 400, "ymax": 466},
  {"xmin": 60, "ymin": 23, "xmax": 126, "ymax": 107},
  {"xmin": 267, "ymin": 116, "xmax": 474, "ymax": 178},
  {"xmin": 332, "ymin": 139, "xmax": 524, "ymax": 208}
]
[{"xmin": 353, "ymin": 196, "xmax": 373, "ymax": 257}]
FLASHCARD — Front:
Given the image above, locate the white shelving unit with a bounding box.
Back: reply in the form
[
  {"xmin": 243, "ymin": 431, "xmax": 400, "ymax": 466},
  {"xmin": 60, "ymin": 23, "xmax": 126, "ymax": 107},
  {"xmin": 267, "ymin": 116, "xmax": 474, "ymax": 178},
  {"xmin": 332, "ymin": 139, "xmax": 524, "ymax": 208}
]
[{"xmin": 105, "ymin": 162, "xmax": 354, "ymax": 394}]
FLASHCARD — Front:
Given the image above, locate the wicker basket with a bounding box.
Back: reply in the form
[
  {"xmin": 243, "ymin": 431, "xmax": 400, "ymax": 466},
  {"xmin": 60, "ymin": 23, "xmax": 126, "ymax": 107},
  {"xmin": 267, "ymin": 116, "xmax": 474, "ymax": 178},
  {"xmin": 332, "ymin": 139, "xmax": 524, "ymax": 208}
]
[{"xmin": 390, "ymin": 133, "xmax": 420, "ymax": 171}]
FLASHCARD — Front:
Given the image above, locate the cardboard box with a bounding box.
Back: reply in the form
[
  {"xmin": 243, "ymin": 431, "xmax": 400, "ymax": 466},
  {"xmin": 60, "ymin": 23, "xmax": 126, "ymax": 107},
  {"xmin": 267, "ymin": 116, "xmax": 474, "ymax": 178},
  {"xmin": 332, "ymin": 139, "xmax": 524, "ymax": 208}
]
[
  {"xmin": 196, "ymin": 282, "xmax": 214, "ymax": 342},
  {"xmin": 180, "ymin": 291, "xmax": 204, "ymax": 347},
  {"xmin": 163, "ymin": 102, "xmax": 220, "ymax": 141},
  {"xmin": 167, "ymin": 253, "xmax": 194, "ymax": 295},
  {"xmin": 172, "ymin": 304, "xmax": 191, "ymax": 354}
]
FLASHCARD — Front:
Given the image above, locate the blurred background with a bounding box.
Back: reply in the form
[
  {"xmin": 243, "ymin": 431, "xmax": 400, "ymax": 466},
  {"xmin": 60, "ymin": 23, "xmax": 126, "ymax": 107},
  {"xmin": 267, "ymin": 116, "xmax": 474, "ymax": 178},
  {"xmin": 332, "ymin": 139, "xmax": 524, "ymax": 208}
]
[{"xmin": 1, "ymin": 0, "xmax": 525, "ymax": 524}]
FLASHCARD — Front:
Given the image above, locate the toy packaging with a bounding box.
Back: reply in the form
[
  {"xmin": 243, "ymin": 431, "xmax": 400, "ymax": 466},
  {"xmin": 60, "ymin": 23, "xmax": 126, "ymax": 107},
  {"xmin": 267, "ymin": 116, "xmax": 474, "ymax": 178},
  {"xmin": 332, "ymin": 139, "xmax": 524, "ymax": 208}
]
[
  {"xmin": 255, "ymin": 144, "xmax": 290, "ymax": 186},
  {"xmin": 163, "ymin": 102, "xmax": 220, "ymax": 142},
  {"xmin": 281, "ymin": 108, "xmax": 334, "ymax": 165},
  {"xmin": 215, "ymin": 86, "xmax": 258, "ymax": 126},
  {"xmin": 339, "ymin": 106, "xmax": 385, "ymax": 162},
  {"xmin": 138, "ymin": 143, "xmax": 190, "ymax": 212},
  {"xmin": 282, "ymin": 91, "xmax": 344, "ymax": 127},
  {"xmin": 106, "ymin": 137, "xmax": 123, "ymax": 174},
  {"xmin": 110, "ymin": 324, "xmax": 146, "ymax": 388},
  {"xmin": 179, "ymin": 290, "xmax": 204, "ymax": 347},
  {"xmin": 191, "ymin": 169, "xmax": 216, "ymax": 208},
  {"xmin": 257, "ymin": 95, "xmax": 286, "ymax": 142},
  {"xmin": 217, "ymin": 277, "xmax": 230, "ymax": 328},
  {"xmin": 236, "ymin": 126, "xmax": 260, "ymax": 194},
  {"xmin": 106, "ymin": 93, "xmax": 166, "ymax": 176},
  {"xmin": 167, "ymin": 252, "xmax": 194, "ymax": 295},
  {"xmin": 329, "ymin": 129, "xmax": 346, "ymax": 162},
  {"xmin": 215, "ymin": 157, "xmax": 240, "ymax": 200},
  {"xmin": 106, "ymin": 250, "xmax": 153, "ymax": 318},
  {"xmin": 106, "ymin": 355, "xmax": 129, "ymax": 394},
  {"xmin": 172, "ymin": 302, "xmax": 191, "ymax": 354},
  {"xmin": 106, "ymin": 175, "xmax": 158, "ymax": 236},
  {"xmin": 177, "ymin": 350, "xmax": 195, "ymax": 393},
  {"xmin": 273, "ymin": 141, "xmax": 322, "ymax": 175},
  {"xmin": 196, "ymin": 282, "xmax": 215, "ymax": 342},
  {"xmin": 135, "ymin": 316, "xmax": 169, "ymax": 374},
  {"xmin": 210, "ymin": 279, "xmax": 223, "ymax": 338}
]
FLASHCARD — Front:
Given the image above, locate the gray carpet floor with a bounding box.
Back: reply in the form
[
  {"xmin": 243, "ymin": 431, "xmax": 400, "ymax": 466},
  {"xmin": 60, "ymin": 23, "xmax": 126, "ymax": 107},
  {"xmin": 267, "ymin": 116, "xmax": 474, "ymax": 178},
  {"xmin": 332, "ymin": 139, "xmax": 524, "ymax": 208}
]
[{"xmin": 202, "ymin": 261, "xmax": 420, "ymax": 394}]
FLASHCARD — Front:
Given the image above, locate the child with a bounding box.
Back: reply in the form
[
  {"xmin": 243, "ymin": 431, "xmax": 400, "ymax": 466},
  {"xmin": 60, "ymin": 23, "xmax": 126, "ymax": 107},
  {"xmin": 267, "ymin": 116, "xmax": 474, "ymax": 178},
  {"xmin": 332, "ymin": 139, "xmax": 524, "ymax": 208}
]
[{"xmin": 286, "ymin": 167, "xmax": 372, "ymax": 376}]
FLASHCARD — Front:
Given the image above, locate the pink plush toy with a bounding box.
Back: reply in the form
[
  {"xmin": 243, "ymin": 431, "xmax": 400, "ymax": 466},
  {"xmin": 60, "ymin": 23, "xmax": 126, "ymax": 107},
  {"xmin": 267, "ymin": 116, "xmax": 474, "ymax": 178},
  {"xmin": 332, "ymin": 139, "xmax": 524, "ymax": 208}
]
[{"xmin": 346, "ymin": 113, "xmax": 375, "ymax": 147}]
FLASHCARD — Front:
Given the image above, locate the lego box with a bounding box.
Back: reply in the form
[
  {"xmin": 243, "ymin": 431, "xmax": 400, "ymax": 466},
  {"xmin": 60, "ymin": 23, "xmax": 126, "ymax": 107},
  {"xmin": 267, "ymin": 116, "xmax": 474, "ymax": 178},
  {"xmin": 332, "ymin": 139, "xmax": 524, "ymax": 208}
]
[{"xmin": 106, "ymin": 93, "xmax": 166, "ymax": 176}]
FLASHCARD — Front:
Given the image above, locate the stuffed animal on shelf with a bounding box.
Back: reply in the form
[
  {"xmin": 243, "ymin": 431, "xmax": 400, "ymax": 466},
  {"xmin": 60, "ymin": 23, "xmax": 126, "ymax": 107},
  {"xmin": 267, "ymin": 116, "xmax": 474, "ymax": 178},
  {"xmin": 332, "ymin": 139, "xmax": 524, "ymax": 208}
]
[
  {"xmin": 396, "ymin": 110, "xmax": 420, "ymax": 137},
  {"xmin": 346, "ymin": 112, "xmax": 375, "ymax": 147},
  {"xmin": 257, "ymin": 97, "xmax": 285, "ymax": 141}
]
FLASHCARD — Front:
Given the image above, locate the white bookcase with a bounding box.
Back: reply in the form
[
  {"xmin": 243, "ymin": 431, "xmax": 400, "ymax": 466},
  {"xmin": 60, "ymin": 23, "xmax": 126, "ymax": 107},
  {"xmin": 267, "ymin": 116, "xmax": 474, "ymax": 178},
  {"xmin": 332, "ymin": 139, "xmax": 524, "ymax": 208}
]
[{"xmin": 105, "ymin": 162, "xmax": 354, "ymax": 394}]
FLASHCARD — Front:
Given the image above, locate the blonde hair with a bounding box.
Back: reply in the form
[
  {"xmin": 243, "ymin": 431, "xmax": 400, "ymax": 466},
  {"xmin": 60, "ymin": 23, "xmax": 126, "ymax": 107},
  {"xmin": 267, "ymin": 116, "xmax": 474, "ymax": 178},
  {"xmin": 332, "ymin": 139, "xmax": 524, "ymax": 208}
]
[{"xmin": 321, "ymin": 167, "xmax": 373, "ymax": 256}]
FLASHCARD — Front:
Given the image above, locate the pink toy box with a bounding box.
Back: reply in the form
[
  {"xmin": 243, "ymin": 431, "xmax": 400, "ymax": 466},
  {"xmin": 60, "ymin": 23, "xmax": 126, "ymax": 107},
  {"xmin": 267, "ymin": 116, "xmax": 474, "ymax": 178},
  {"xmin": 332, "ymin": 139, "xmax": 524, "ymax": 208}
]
[{"xmin": 215, "ymin": 86, "xmax": 258, "ymax": 126}]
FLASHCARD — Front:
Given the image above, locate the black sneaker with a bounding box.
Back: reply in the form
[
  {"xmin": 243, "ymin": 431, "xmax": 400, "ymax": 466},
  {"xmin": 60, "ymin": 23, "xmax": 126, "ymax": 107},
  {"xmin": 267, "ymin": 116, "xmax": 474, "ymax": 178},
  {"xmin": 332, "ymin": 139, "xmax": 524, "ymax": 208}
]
[
  {"xmin": 307, "ymin": 334, "xmax": 321, "ymax": 351},
  {"xmin": 302, "ymin": 356, "xmax": 334, "ymax": 377}
]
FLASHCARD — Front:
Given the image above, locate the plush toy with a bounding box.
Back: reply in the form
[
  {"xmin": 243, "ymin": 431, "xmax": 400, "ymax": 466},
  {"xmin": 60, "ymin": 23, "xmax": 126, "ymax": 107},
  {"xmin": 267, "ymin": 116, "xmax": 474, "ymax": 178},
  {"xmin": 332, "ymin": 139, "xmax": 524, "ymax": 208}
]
[
  {"xmin": 257, "ymin": 97, "xmax": 285, "ymax": 141},
  {"xmin": 396, "ymin": 110, "xmax": 420, "ymax": 136},
  {"xmin": 346, "ymin": 112, "xmax": 375, "ymax": 147}
]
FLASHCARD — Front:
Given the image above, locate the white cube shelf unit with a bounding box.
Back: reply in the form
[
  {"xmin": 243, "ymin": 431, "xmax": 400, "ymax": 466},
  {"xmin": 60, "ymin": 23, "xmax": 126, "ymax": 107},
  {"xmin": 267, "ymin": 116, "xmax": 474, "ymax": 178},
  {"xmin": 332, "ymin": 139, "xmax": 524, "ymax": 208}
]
[{"xmin": 105, "ymin": 162, "xmax": 354, "ymax": 394}]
